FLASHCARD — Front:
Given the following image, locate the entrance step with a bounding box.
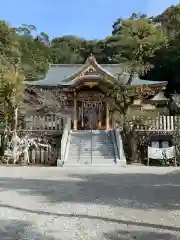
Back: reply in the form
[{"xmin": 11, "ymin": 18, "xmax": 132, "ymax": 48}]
[{"xmin": 65, "ymin": 130, "xmax": 118, "ymax": 165}]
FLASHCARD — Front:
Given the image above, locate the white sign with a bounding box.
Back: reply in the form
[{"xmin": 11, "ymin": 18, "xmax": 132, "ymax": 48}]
[{"xmin": 148, "ymin": 146, "xmax": 175, "ymax": 159}]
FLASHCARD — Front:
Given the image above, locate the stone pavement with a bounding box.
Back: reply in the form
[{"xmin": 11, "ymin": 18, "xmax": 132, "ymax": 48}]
[{"xmin": 0, "ymin": 166, "xmax": 179, "ymax": 239}]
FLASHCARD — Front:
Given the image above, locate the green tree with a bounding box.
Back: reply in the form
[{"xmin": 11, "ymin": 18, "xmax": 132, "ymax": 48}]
[
  {"xmin": 105, "ymin": 77, "xmax": 146, "ymax": 162},
  {"xmin": 50, "ymin": 35, "xmax": 85, "ymax": 64},
  {"xmin": 0, "ymin": 21, "xmax": 50, "ymax": 161},
  {"xmin": 17, "ymin": 25, "xmax": 50, "ymax": 80},
  {"xmin": 111, "ymin": 15, "xmax": 168, "ymax": 83},
  {"xmin": 154, "ymin": 4, "xmax": 180, "ymax": 39},
  {"xmin": 0, "ymin": 21, "xmax": 24, "ymax": 161},
  {"xmin": 0, "ymin": 21, "xmax": 50, "ymax": 126},
  {"xmin": 50, "ymin": 35, "xmax": 111, "ymax": 64},
  {"xmin": 143, "ymin": 4, "xmax": 180, "ymax": 94}
]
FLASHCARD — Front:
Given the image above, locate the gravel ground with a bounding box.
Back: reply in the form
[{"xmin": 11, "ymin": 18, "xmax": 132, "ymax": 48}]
[{"xmin": 0, "ymin": 166, "xmax": 179, "ymax": 239}]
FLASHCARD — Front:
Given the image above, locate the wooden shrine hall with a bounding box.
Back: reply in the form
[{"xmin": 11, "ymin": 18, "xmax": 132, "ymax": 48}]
[{"xmin": 25, "ymin": 54, "xmax": 167, "ymax": 131}]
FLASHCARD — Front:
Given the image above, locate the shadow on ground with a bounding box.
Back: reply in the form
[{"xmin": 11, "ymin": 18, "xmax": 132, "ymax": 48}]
[
  {"xmin": 104, "ymin": 229, "xmax": 180, "ymax": 240},
  {"xmin": 0, "ymin": 170, "xmax": 179, "ymax": 210},
  {"xmin": 0, "ymin": 203, "xmax": 179, "ymax": 232},
  {"xmin": 0, "ymin": 219, "xmax": 55, "ymax": 240},
  {"xmin": 0, "ymin": 170, "xmax": 179, "ymax": 234},
  {"xmin": 0, "ymin": 218, "xmax": 178, "ymax": 240}
]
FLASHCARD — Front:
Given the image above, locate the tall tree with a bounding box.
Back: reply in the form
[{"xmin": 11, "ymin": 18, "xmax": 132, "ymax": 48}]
[
  {"xmin": 50, "ymin": 36, "xmax": 111, "ymax": 64},
  {"xmin": 111, "ymin": 15, "xmax": 168, "ymax": 83},
  {"xmin": 154, "ymin": 4, "xmax": 180, "ymax": 39},
  {"xmin": 50, "ymin": 36, "xmax": 85, "ymax": 64},
  {"xmin": 143, "ymin": 4, "xmax": 180, "ymax": 94},
  {"xmin": 0, "ymin": 21, "xmax": 50, "ymax": 161},
  {"xmin": 0, "ymin": 21, "xmax": 24, "ymax": 162},
  {"xmin": 0, "ymin": 22, "xmax": 50, "ymax": 126},
  {"xmin": 17, "ymin": 25, "xmax": 50, "ymax": 80},
  {"xmin": 105, "ymin": 77, "xmax": 147, "ymax": 162}
]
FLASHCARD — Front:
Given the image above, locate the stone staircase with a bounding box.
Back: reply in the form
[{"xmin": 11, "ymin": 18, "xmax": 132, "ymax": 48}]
[{"xmin": 65, "ymin": 130, "xmax": 118, "ymax": 165}]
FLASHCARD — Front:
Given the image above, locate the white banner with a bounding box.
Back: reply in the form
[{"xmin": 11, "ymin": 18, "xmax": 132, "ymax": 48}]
[{"xmin": 148, "ymin": 146, "xmax": 175, "ymax": 159}]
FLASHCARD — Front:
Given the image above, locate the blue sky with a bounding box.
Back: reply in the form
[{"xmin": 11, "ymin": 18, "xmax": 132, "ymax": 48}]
[{"xmin": 1, "ymin": 0, "xmax": 180, "ymax": 39}]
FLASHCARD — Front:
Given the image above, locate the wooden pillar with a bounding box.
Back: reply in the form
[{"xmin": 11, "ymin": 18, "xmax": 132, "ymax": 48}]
[
  {"xmin": 81, "ymin": 101, "xmax": 84, "ymax": 128},
  {"xmin": 98, "ymin": 103, "xmax": 101, "ymax": 128},
  {"xmin": 73, "ymin": 93, "xmax": 77, "ymax": 130},
  {"xmin": 106, "ymin": 102, "xmax": 109, "ymax": 130},
  {"xmin": 112, "ymin": 112, "xmax": 116, "ymax": 129}
]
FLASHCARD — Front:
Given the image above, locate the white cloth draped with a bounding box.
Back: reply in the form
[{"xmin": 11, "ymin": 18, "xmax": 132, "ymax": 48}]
[{"xmin": 148, "ymin": 146, "xmax": 175, "ymax": 159}]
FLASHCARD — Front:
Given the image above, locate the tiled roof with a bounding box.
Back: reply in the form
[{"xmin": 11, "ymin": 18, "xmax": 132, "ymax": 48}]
[
  {"xmin": 25, "ymin": 64, "xmax": 124, "ymax": 86},
  {"xmin": 25, "ymin": 64, "xmax": 82, "ymax": 86},
  {"xmin": 25, "ymin": 56, "xmax": 167, "ymax": 87},
  {"xmin": 150, "ymin": 91, "xmax": 169, "ymax": 101},
  {"xmin": 131, "ymin": 78, "xmax": 167, "ymax": 85}
]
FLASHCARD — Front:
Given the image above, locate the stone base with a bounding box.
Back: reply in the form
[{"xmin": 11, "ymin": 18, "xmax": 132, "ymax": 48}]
[
  {"xmin": 62, "ymin": 164, "xmax": 123, "ymax": 167},
  {"xmin": 116, "ymin": 159, "xmax": 127, "ymax": 166},
  {"xmin": 57, "ymin": 159, "xmax": 64, "ymax": 167}
]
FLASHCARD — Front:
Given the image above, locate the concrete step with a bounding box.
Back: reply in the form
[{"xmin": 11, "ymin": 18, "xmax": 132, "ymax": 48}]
[
  {"xmin": 69, "ymin": 153, "xmax": 114, "ymax": 156},
  {"xmin": 79, "ymin": 151, "xmax": 114, "ymax": 154},
  {"xmin": 69, "ymin": 149, "xmax": 115, "ymax": 152},
  {"xmin": 67, "ymin": 130, "xmax": 117, "ymax": 165},
  {"xmin": 68, "ymin": 156, "xmax": 115, "ymax": 159}
]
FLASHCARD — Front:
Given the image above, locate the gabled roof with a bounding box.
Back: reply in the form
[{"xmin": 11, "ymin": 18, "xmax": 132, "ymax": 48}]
[
  {"xmin": 131, "ymin": 78, "xmax": 167, "ymax": 86},
  {"xmin": 25, "ymin": 54, "xmax": 167, "ymax": 87},
  {"xmin": 150, "ymin": 91, "xmax": 169, "ymax": 101}
]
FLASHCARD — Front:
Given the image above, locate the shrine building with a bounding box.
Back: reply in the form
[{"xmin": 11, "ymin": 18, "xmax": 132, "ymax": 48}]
[{"xmin": 25, "ymin": 54, "xmax": 168, "ymax": 131}]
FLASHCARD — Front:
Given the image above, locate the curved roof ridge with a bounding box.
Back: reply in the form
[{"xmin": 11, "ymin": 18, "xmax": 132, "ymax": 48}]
[
  {"xmin": 100, "ymin": 64, "xmax": 121, "ymax": 66},
  {"xmin": 60, "ymin": 61, "xmax": 90, "ymax": 83},
  {"xmin": 49, "ymin": 63, "xmax": 122, "ymax": 67},
  {"xmin": 92, "ymin": 61, "xmax": 116, "ymax": 78},
  {"xmin": 49, "ymin": 63, "xmax": 83, "ymax": 67}
]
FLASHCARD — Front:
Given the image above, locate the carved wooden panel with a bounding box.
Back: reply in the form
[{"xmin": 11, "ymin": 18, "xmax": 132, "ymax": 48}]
[
  {"xmin": 76, "ymin": 91, "xmax": 104, "ymax": 98},
  {"xmin": 59, "ymin": 93, "xmax": 67, "ymax": 101},
  {"xmin": 72, "ymin": 66, "xmax": 97, "ymax": 81}
]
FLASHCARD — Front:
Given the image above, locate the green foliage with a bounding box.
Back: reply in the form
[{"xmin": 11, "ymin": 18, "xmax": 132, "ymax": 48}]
[
  {"xmin": 47, "ymin": 4, "xmax": 180, "ymax": 93},
  {"xmin": 143, "ymin": 4, "xmax": 180, "ymax": 93},
  {"xmin": 0, "ymin": 21, "xmax": 50, "ymax": 132},
  {"xmin": 110, "ymin": 15, "xmax": 168, "ymax": 82},
  {"xmin": 50, "ymin": 36, "xmax": 85, "ymax": 64},
  {"xmin": 1, "ymin": 1, "xmax": 180, "ymax": 106},
  {"xmin": 50, "ymin": 36, "xmax": 110, "ymax": 64},
  {"xmin": 154, "ymin": 4, "xmax": 180, "ymax": 38}
]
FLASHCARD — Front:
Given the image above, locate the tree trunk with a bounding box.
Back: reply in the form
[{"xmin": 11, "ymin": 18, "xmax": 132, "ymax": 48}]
[
  {"xmin": 0, "ymin": 105, "xmax": 9, "ymax": 158},
  {"xmin": 11, "ymin": 107, "xmax": 18, "ymax": 132},
  {"xmin": 11, "ymin": 107, "xmax": 18, "ymax": 164},
  {"xmin": 126, "ymin": 73, "xmax": 134, "ymax": 85},
  {"xmin": 122, "ymin": 121, "xmax": 138, "ymax": 163},
  {"xmin": 129, "ymin": 136, "xmax": 137, "ymax": 163},
  {"xmin": 0, "ymin": 133, "xmax": 5, "ymax": 157}
]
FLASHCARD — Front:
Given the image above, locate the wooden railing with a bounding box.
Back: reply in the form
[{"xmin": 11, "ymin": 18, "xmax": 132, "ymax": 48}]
[
  {"xmin": 25, "ymin": 115, "xmax": 65, "ymax": 131},
  {"xmin": 29, "ymin": 146, "xmax": 58, "ymax": 165},
  {"xmin": 19, "ymin": 115, "xmax": 180, "ymax": 132},
  {"xmin": 134, "ymin": 116, "xmax": 180, "ymax": 132}
]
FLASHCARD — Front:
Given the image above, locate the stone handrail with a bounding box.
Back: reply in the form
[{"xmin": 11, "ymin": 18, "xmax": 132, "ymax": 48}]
[{"xmin": 61, "ymin": 116, "xmax": 71, "ymax": 162}]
